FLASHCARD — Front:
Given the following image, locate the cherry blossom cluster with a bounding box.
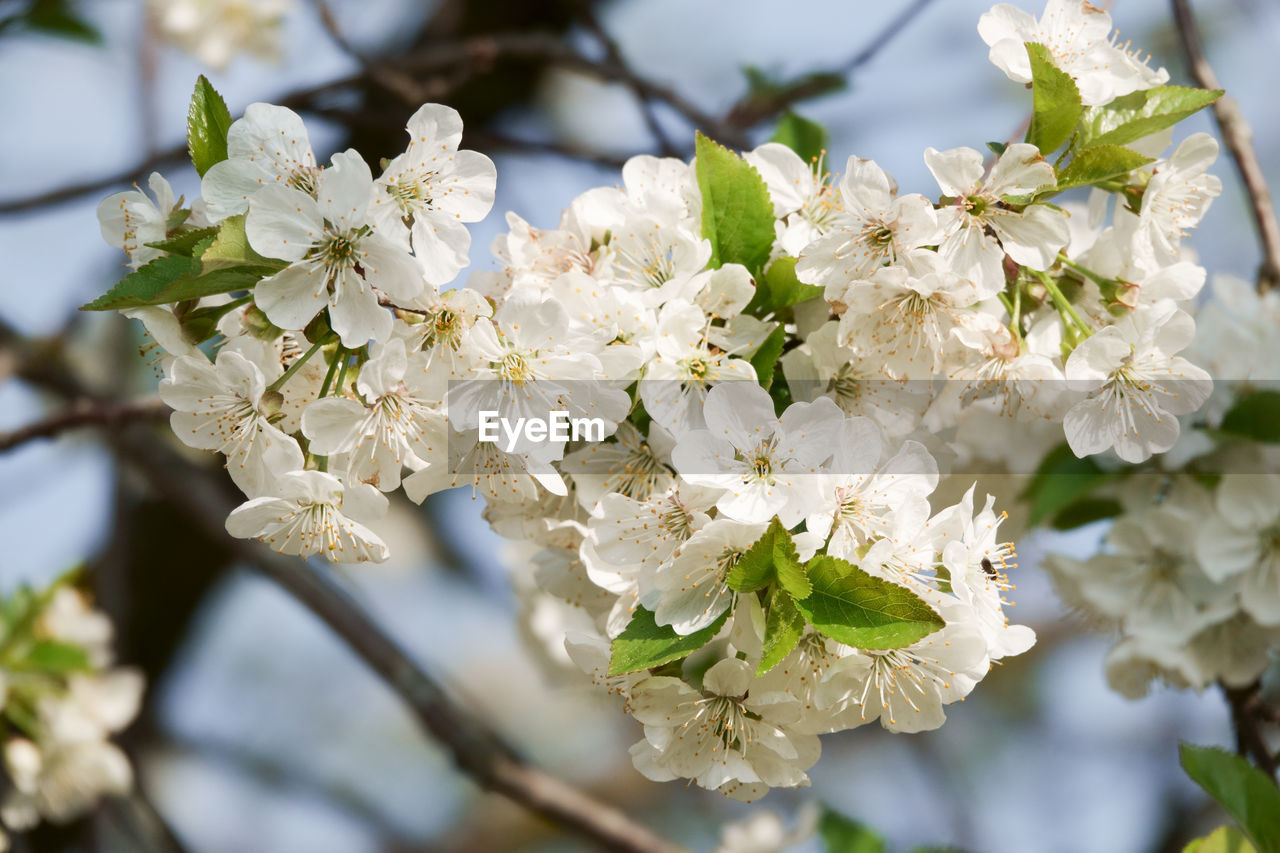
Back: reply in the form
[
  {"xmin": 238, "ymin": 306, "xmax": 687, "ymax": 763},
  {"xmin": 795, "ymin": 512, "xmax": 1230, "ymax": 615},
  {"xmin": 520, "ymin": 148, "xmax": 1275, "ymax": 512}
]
[
  {"xmin": 87, "ymin": 0, "xmax": 1228, "ymax": 801},
  {"xmin": 148, "ymin": 0, "xmax": 292, "ymax": 70},
  {"xmin": 0, "ymin": 581, "xmax": 143, "ymax": 848},
  {"xmin": 1044, "ymin": 276, "xmax": 1280, "ymax": 700}
]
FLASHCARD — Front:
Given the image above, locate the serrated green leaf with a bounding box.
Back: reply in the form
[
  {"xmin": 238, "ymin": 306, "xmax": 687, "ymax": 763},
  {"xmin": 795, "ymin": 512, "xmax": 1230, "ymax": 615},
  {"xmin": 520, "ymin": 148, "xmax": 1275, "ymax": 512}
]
[
  {"xmin": 1025, "ymin": 43, "xmax": 1083, "ymax": 155},
  {"xmin": 19, "ymin": 639, "xmax": 92, "ymax": 673},
  {"xmin": 145, "ymin": 226, "xmax": 220, "ymax": 258},
  {"xmin": 818, "ymin": 805, "xmax": 886, "ymax": 853},
  {"xmin": 727, "ymin": 518, "xmax": 808, "ymax": 597},
  {"xmin": 695, "ymin": 131, "xmax": 776, "ymax": 276},
  {"xmin": 771, "ymin": 111, "xmax": 829, "ymax": 165},
  {"xmin": 794, "ymin": 556, "xmax": 943, "ymax": 649},
  {"xmin": 187, "ymin": 75, "xmax": 234, "ymax": 177},
  {"xmin": 1020, "ymin": 443, "xmax": 1117, "ymax": 526},
  {"xmin": 201, "ymin": 214, "xmax": 281, "ymax": 269},
  {"xmin": 80, "ymin": 255, "xmax": 271, "ymax": 312},
  {"xmin": 757, "ymin": 587, "xmax": 805, "ymax": 676},
  {"xmin": 1080, "ymin": 85, "xmax": 1223, "ymax": 149},
  {"xmin": 1183, "ymin": 826, "xmax": 1257, "ymax": 853},
  {"xmin": 1055, "ymin": 145, "xmax": 1153, "ymax": 192},
  {"xmin": 607, "ymin": 607, "xmax": 729, "ymax": 676},
  {"xmin": 1180, "ymin": 744, "xmax": 1280, "ymax": 853},
  {"xmin": 1220, "ymin": 391, "xmax": 1280, "ymax": 442}
]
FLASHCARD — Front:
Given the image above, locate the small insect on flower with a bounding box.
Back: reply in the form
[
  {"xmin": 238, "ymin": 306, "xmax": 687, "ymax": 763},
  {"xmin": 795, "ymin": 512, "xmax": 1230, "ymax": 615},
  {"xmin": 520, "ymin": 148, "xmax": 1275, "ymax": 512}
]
[{"xmin": 981, "ymin": 557, "xmax": 998, "ymax": 578}]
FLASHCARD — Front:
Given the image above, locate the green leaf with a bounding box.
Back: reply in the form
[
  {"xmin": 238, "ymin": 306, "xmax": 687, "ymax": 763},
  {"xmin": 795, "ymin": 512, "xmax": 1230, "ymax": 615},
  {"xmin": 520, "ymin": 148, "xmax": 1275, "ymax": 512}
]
[
  {"xmin": 1220, "ymin": 391, "xmax": 1280, "ymax": 443},
  {"xmin": 200, "ymin": 214, "xmax": 281, "ymax": 269},
  {"xmin": 21, "ymin": 640, "xmax": 92, "ymax": 673},
  {"xmin": 757, "ymin": 586, "xmax": 805, "ymax": 676},
  {"xmin": 749, "ymin": 324, "xmax": 787, "ymax": 390},
  {"xmin": 80, "ymin": 255, "xmax": 270, "ymax": 312},
  {"xmin": 747, "ymin": 256, "xmax": 825, "ymax": 318},
  {"xmin": 1183, "ymin": 826, "xmax": 1257, "ymax": 853},
  {"xmin": 695, "ymin": 131, "xmax": 776, "ymax": 276},
  {"xmin": 1020, "ymin": 443, "xmax": 1116, "ymax": 526},
  {"xmin": 145, "ymin": 226, "xmax": 220, "ymax": 258},
  {"xmin": 794, "ymin": 556, "xmax": 943, "ymax": 649},
  {"xmin": 771, "ymin": 111, "xmax": 829, "ymax": 165},
  {"xmin": 608, "ymin": 607, "xmax": 729, "ymax": 676},
  {"xmin": 1050, "ymin": 497, "xmax": 1123, "ymax": 530},
  {"xmin": 1025, "ymin": 42, "xmax": 1083, "ymax": 155},
  {"xmin": 986, "ymin": 141, "xmax": 1008, "ymax": 156},
  {"xmin": 818, "ymin": 805, "xmax": 886, "ymax": 853},
  {"xmin": 1180, "ymin": 744, "xmax": 1280, "ymax": 853},
  {"xmin": 187, "ymin": 75, "xmax": 234, "ymax": 177},
  {"xmin": 21, "ymin": 0, "xmax": 101, "ymax": 43},
  {"xmin": 727, "ymin": 518, "xmax": 809, "ymax": 598},
  {"xmin": 1079, "ymin": 85, "xmax": 1223, "ymax": 149},
  {"xmin": 1054, "ymin": 145, "xmax": 1153, "ymax": 192}
]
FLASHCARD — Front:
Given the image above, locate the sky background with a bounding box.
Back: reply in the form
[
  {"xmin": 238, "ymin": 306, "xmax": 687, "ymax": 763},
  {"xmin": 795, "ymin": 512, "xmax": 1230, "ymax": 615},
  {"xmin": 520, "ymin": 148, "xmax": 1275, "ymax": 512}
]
[{"xmin": 2, "ymin": 0, "xmax": 1278, "ymax": 850}]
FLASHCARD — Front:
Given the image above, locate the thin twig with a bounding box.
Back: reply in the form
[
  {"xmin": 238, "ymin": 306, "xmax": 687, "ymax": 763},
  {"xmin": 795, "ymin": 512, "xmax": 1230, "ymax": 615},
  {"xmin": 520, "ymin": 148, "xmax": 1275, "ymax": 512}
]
[
  {"xmin": 0, "ymin": 397, "xmax": 170, "ymax": 453},
  {"xmin": 574, "ymin": 0, "xmax": 678, "ymax": 157},
  {"xmin": 1171, "ymin": 0, "xmax": 1280, "ymax": 291},
  {"xmin": 0, "ymin": 144, "xmax": 188, "ymax": 215},
  {"xmin": 309, "ymin": 0, "xmax": 428, "ymax": 106}
]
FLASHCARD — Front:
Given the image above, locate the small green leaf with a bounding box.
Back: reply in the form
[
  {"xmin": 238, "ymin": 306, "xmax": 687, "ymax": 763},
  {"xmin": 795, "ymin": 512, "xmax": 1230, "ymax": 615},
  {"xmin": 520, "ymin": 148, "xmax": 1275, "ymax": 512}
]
[
  {"xmin": 1020, "ymin": 443, "xmax": 1117, "ymax": 526},
  {"xmin": 21, "ymin": 0, "xmax": 101, "ymax": 43},
  {"xmin": 1220, "ymin": 391, "xmax": 1280, "ymax": 443},
  {"xmin": 747, "ymin": 256, "xmax": 825, "ymax": 318},
  {"xmin": 608, "ymin": 607, "xmax": 729, "ymax": 676},
  {"xmin": 1183, "ymin": 826, "xmax": 1257, "ymax": 853},
  {"xmin": 794, "ymin": 556, "xmax": 944, "ymax": 649},
  {"xmin": 986, "ymin": 141, "xmax": 1008, "ymax": 156},
  {"xmin": 145, "ymin": 226, "xmax": 220, "ymax": 258},
  {"xmin": 187, "ymin": 75, "xmax": 234, "ymax": 177},
  {"xmin": 1079, "ymin": 85, "xmax": 1223, "ymax": 149},
  {"xmin": 695, "ymin": 131, "xmax": 776, "ymax": 276},
  {"xmin": 1180, "ymin": 743, "xmax": 1280, "ymax": 853},
  {"xmin": 1050, "ymin": 497, "xmax": 1123, "ymax": 530},
  {"xmin": 727, "ymin": 518, "xmax": 809, "ymax": 598},
  {"xmin": 749, "ymin": 324, "xmax": 787, "ymax": 390},
  {"xmin": 771, "ymin": 111, "xmax": 829, "ymax": 166},
  {"xmin": 1025, "ymin": 43, "xmax": 1083, "ymax": 155},
  {"xmin": 21, "ymin": 640, "xmax": 92, "ymax": 673},
  {"xmin": 757, "ymin": 586, "xmax": 805, "ymax": 676},
  {"xmin": 818, "ymin": 805, "xmax": 886, "ymax": 853},
  {"xmin": 200, "ymin": 214, "xmax": 281, "ymax": 269},
  {"xmin": 1055, "ymin": 145, "xmax": 1153, "ymax": 192}
]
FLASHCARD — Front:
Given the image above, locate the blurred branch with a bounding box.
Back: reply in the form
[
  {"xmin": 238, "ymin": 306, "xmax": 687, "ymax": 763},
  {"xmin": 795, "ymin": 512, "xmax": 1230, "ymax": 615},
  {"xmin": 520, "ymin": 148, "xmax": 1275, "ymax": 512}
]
[
  {"xmin": 0, "ymin": 396, "xmax": 169, "ymax": 452},
  {"xmin": 309, "ymin": 0, "xmax": 428, "ymax": 106},
  {"xmin": 722, "ymin": 0, "xmax": 937, "ymax": 129},
  {"xmin": 1, "ymin": 0, "xmax": 937, "ymax": 215},
  {"xmin": 109, "ymin": 428, "xmax": 687, "ymax": 853},
  {"xmin": 1171, "ymin": 0, "xmax": 1280, "ymax": 291},
  {"xmin": 573, "ymin": 0, "xmax": 678, "ymax": 157},
  {"xmin": 1221, "ymin": 682, "xmax": 1278, "ymax": 780},
  {"xmin": 0, "ymin": 143, "xmax": 188, "ymax": 215}
]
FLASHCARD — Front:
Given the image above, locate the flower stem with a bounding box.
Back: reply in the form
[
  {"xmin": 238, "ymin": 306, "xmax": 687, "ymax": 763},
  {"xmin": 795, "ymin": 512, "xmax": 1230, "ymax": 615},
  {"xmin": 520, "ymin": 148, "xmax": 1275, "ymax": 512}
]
[
  {"xmin": 267, "ymin": 338, "xmax": 326, "ymax": 393},
  {"xmin": 318, "ymin": 345, "xmax": 345, "ymax": 399},
  {"xmin": 1032, "ymin": 269, "xmax": 1092, "ymax": 339}
]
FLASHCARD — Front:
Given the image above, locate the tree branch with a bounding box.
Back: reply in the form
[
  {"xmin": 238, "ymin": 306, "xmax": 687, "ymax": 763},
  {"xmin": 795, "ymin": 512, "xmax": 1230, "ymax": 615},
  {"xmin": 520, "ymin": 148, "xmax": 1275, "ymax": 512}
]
[
  {"xmin": 1171, "ymin": 0, "xmax": 1280, "ymax": 291},
  {"xmin": 108, "ymin": 427, "xmax": 686, "ymax": 853},
  {"xmin": 0, "ymin": 397, "xmax": 170, "ymax": 453},
  {"xmin": 1221, "ymin": 682, "xmax": 1278, "ymax": 781}
]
